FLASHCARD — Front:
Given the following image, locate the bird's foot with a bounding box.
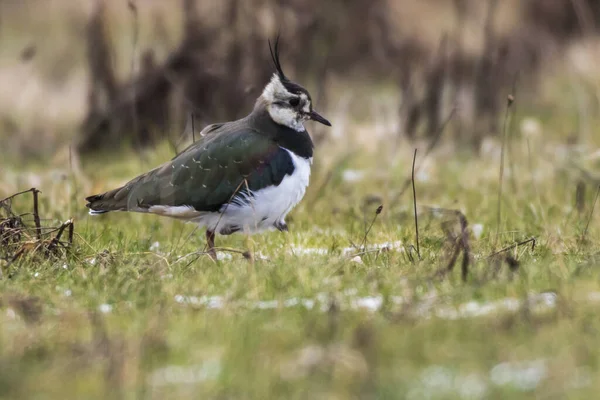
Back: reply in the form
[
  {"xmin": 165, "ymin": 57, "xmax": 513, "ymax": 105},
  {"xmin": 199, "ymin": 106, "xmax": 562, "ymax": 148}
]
[{"xmin": 207, "ymin": 248, "xmax": 217, "ymax": 261}]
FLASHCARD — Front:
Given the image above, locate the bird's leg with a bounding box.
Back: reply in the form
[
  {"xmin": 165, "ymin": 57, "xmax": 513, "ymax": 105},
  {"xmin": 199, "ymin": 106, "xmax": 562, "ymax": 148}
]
[{"xmin": 206, "ymin": 229, "xmax": 217, "ymax": 260}]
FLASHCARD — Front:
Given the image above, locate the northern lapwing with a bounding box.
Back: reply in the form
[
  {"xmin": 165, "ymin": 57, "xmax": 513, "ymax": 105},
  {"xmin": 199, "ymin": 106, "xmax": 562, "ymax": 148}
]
[{"xmin": 85, "ymin": 38, "xmax": 331, "ymax": 259}]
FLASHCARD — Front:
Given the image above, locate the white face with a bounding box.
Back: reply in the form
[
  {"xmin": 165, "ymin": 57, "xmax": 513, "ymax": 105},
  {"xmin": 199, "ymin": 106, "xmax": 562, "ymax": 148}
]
[{"xmin": 262, "ymin": 74, "xmax": 311, "ymax": 132}]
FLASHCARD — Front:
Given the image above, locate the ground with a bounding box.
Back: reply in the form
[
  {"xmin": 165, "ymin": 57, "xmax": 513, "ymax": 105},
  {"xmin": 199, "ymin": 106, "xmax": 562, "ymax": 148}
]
[{"xmin": 2, "ymin": 110, "xmax": 600, "ymax": 399}]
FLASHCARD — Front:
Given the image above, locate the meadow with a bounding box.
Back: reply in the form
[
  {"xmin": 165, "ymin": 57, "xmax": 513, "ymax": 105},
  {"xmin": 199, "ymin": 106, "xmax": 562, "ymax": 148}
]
[{"xmin": 2, "ymin": 1, "xmax": 600, "ymax": 399}]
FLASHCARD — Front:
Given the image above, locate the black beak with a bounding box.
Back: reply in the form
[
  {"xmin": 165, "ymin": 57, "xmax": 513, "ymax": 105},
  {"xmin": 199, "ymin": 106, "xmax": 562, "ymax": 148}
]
[{"xmin": 307, "ymin": 110, "xmax": 331, "ymax": 127}]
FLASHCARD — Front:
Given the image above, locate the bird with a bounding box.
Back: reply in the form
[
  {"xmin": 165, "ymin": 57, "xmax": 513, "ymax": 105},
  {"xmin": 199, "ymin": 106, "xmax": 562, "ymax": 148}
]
[{"xmin": 85, "ymin": 38, "xmax": 331, "ymax": 260}]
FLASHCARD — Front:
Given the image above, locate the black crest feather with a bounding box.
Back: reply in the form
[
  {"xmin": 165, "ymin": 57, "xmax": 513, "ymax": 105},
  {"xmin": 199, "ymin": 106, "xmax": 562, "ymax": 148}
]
[
  {"xmin": 267, "ymin": 36, "xmax": 310, "ymax": 98},
  {"xmin": 268, "ymin": 35, "xmax": 286, "ymax": 80}
]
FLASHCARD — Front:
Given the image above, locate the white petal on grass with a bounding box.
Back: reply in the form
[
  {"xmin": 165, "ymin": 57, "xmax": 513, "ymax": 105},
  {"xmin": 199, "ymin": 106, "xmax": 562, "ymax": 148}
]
[
  {"xmin": 520, "ymin": 117, "xmax": 542, "ymax": 138},
  {"xmin": 407, "ymin": 365, "xmax": 456, "ymax": 400},
  {"xmin": 341, "ymin": 241, "xmax": 403, "ymax": 255},
  {"xmin": 351, "ymin": 296, "xmax": 383, "ymax": 311},
  {"xmin": 430, "ymin": 293, "xmax": 555, "ymax": 320},
  {"xmin": 6, "ymin": 308, "xmax": 17, "ymax": 320},
  {"xmin": 301, "ymin": 299, "xmax": 315, "ymax": 309},
  {"xmin": 416, "ymin": 169, "xmax": 430, "ymax": 182},
  {"xmin": 254, "ymin": 300, "xmax": 279, "ymax": 310},
  {"xmin": 149, "ymin": 359, "xmax": 221, "ymax": 386},
  {"xmin": 175, "ymin": 295, "xmax": 225, "ymax": 309},
  {"xmin": 98, "ymin": 304, "xmax": 112, "ymax": 313},
  {"xmin": 291, "ymin": 241, "xmax": 403, "ymax": 257},
  {"xmin": 206, "ymin": 296, "xmax": 224, "ymax": 309},
  {"xmin": 421, "ymin": 365, "xmax": 454, "ymax": 390},
  {"xmin": 408, "ymin": 360, "xmax": 548, "ymax": 399},
  {"xmin": 279, "ymin": 298, "xmax": 316, "ymax": 309},
  {"xmin": 471, "ymin": 223, "xmax": 484, "ymax": 239},
  {"xmin": 342, "ymin": 169, "xmax": 365, "ymax": 183},
  {"xmin": 490, "ymin": 359, "xmax": 547, "ymax": 391},
  {"xmin": 174, "ymin": 294, "xmax": 185, "ymax": 303},
  {"xmin": 216, "ymin": 252, "xmax": 233, "ymax": 261},
  {"xmin": 529, "ymin": 292, "xmax": 557, "ymax": 310},
  {"xmin": 350, "ymin": 256, "xmax": 363, "ymax": 264},
  {"xmin": 283, "ymin": 298, "xmax": 300, "ymax": 307},
  {"xmin": 290, "ymin": 246, "xmax": 329, "ymax": 256},
  {"xmin": 458, "ymin": 373, "xmax": 488, "ymax": 399},
  {"xmin": 172, "ymin": 291, "xmax": 559, "ymax": 320}
]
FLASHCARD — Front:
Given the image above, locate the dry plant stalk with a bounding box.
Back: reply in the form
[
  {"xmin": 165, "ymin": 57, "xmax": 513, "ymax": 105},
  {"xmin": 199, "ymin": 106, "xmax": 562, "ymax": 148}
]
[
  {"xmin": 0, "ymin": 188, "xmax": 74, "ymax": 272},
  {"xmin": 486, "ymin": 237, "xmax": 536, "ymax": 280},
  {"xmin": 429, "ymin": 207, "xmax": 471, "ymax": 282},
  {"xmin": 411, "ymin": 149, "xmax": 421, "ymax": 260},
  {"xmin": 582, "ymin": 185, "xmax": 600, "ymax": 242}
]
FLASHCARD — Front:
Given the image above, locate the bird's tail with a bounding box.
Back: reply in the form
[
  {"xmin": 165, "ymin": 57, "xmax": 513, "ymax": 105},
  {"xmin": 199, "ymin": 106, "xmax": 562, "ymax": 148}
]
[{"xmin": 85, "ymin": 186, "xmax": 130, "ymax": 215}]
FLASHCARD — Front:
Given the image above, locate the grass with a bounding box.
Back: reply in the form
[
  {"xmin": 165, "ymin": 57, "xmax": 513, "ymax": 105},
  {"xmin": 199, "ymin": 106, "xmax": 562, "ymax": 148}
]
[
  {"xmin": 2, "ymin": 2, "xmax": 600, "ymax": 398},
  {"xmin": 2, "ymin": 110, "xmax": 600, "ymax": 399}
]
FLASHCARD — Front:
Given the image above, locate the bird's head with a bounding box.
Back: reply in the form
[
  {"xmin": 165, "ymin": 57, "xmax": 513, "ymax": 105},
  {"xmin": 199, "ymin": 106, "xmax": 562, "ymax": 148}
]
[{"xmin": 260, "ymin": 38, "xmax": 331, "ymax": 132}]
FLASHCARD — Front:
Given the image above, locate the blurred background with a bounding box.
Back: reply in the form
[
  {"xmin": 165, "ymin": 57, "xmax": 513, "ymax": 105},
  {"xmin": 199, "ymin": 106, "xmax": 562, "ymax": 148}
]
[{"xmin": 1, "ymin": 0, "xmax": 599, "ymax": 167}]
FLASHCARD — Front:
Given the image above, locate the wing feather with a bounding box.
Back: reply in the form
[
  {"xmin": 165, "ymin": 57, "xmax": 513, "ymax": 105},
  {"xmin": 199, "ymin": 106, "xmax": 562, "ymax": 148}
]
[{"xmin": 121, "ymin": 123, "xmax": 294, "ymax": 212}]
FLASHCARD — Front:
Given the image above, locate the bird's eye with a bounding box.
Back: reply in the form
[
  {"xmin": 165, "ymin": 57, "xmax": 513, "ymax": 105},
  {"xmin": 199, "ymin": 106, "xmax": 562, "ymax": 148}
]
[{"xmin": 289, "ymin": 97, "xmax": 300, "ymax": 107}]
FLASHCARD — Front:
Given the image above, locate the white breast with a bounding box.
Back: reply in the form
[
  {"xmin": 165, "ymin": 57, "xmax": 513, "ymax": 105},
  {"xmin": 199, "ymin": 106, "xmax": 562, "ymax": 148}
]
[{"xmin": 196, "ymin": 149, "xmax": 312, "ymax": 234}]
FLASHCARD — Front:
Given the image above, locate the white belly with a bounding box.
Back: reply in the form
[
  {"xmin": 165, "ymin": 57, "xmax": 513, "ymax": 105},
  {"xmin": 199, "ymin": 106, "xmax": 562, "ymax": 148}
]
[{"xmin": 197, "ymin": 149, "xmax": 311, "ymax": 234}]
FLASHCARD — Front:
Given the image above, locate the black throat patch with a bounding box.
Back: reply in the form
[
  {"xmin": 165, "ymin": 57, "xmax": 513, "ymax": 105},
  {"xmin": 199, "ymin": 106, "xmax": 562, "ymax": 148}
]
[{"xmin": 248, "ymin": 104, "xmax": 314, "ymax": 159}]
